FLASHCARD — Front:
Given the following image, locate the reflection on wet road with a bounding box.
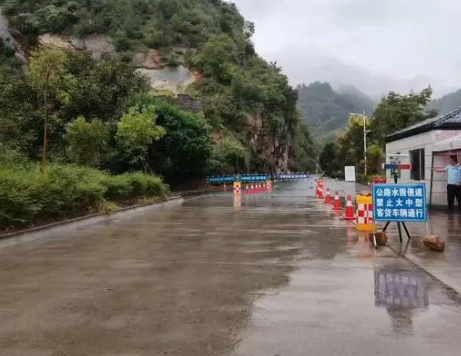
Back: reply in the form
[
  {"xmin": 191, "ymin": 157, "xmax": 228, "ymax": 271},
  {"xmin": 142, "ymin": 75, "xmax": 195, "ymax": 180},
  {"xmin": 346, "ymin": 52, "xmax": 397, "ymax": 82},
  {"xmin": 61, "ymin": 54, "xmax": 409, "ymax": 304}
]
[{"xmin": 0, "ymin": 180, "xmax": 460, "ymax": 356}]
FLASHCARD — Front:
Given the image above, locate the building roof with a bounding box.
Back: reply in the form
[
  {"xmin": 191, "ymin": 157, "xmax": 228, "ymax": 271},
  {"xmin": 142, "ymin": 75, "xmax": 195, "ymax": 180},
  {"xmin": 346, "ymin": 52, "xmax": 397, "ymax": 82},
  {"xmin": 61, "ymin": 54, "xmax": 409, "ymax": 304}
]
[{"xmin": 386, "ymin": 106, "xmax": 461, "ymax": 143}]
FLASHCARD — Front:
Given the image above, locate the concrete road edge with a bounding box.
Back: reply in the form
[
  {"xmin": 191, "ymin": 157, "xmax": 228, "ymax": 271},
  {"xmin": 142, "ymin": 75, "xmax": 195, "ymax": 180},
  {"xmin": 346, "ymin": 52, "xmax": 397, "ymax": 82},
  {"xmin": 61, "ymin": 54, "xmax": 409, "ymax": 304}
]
[
  {"xmin": 0, "ymin": 197, "xmax": 184, "ymax": 250},
  {"xmin": 386, "ymin": 244, "xmax": 461, "ymax": 295}
]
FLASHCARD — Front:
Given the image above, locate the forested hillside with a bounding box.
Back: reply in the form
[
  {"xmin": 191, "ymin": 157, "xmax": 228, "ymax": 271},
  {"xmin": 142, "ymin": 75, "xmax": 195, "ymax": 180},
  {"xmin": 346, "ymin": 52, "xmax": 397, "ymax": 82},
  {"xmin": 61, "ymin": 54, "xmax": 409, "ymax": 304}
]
[
  {"xmin": 297, "ymin": 82, "xmax": 374, "ymax": 143},
  {"xmin": 0, "ymin": 0, "xmax": 318, "ymax": 179},
  {"xmin": 0, "ymin": 0, "xmax": 319, "ymax": 229},
  {"xmin": 428, "ymin": 88, "xmax": 461, "ymax": 114}
]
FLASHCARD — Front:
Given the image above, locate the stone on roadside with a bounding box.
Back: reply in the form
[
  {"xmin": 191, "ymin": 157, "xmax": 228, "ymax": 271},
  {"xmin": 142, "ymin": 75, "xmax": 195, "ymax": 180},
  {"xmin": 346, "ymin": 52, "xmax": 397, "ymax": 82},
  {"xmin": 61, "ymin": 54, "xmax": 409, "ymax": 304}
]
[
  {"xmin": 368, "ymin": 232, "xmax": 388, "ymax": 246},
  {"xmin": 423, "ymin": 235, "xmax": 445, "ymax": 252}
]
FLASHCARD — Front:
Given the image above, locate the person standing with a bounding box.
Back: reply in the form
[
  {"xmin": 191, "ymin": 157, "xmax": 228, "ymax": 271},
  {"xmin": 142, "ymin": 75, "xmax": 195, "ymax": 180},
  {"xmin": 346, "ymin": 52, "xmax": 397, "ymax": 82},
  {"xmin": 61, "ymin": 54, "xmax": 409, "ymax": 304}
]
[{"xmin": 432, "ymin": 155, "xmax": 461, "ymax": 213}]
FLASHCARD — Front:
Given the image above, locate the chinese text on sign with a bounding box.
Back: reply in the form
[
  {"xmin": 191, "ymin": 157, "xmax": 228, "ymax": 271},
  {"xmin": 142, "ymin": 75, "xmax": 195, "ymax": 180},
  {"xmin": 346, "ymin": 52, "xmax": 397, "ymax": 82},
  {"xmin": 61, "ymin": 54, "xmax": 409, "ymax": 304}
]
[{"xmin": 372, "ymin": 184, "xmax": 427, "ymax": 222}]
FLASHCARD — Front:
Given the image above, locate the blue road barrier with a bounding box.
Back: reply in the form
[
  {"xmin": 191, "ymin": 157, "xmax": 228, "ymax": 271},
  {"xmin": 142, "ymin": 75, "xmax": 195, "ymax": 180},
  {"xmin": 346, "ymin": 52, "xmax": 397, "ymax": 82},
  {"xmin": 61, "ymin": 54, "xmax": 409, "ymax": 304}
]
[{"xmin": 206, "ymin": 173, "xmax": 311, "ymax": 185}]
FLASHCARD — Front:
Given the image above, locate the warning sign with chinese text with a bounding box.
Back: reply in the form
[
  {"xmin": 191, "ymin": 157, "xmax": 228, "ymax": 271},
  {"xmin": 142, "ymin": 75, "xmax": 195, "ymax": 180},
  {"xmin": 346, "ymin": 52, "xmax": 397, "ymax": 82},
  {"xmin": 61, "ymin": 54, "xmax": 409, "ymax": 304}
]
[{"xmin": 372, "ymin": 184, "xmax": 427, "ymax": 222}]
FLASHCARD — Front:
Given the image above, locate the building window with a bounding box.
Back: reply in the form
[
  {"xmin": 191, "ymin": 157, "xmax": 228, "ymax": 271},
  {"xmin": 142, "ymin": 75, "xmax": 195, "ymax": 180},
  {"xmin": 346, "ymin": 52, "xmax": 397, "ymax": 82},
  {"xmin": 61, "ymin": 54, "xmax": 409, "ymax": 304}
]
[{"xmin": 410, "ymin": 149, "xmax": 425, "ymax": 181}]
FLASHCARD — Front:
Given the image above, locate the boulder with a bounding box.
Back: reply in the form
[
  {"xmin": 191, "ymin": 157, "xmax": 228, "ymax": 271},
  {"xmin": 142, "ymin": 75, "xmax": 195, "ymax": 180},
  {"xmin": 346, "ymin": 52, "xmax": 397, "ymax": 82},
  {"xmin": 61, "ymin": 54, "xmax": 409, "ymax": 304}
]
[
  {"xmin": 368, "ymin": 231, "xmax": 388, "ymax": 246},
  {"xmin": 423, "ymin": 235, "xmax": 445, "ymax": 252}
]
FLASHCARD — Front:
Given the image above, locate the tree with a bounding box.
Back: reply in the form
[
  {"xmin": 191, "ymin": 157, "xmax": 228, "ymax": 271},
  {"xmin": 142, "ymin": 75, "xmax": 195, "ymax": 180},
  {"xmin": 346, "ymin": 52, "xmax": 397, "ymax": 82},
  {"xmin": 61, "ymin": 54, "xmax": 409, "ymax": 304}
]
[
  {"xmin": 65, "ymin": 116, "xmax": 110, "ymax": 167},
  {"xmin": 211, "ymin": 136, "xmax": 251, "ymax": 174},
  {"xmin": 62, "ymin": 51, "xmax": 149, "ymax": 123},
  {"xmin": 193, "ymin": 35, "xmax": 239, "ymax": 84},
  {"xmin": 336, "ymin": 114, "xmax": 371, "ymax": 170},
  {"xmin": 29, "ymin": 47, "xmax": 72, "ymax": 176},
  {"xmin": 0, "ymin": 39, "xmax": 40, "ymax": 156},
  {"xmin": 116, "ymin": 105, "xmax": 166, "ymax": 171},
  {"xmin": 148, "ymin": 102, "xmax": 213, "ymax": 183},
  {"xmin": 366, "ymin": 144, "xmax": 384, "ymax": 175},
  {"xmin": 371, "ymin": 86, "xmax": 437, "ymax": 145},
  {"xmin": 319, "ymin": 142, "xmax": 340, "ymax": 177}
]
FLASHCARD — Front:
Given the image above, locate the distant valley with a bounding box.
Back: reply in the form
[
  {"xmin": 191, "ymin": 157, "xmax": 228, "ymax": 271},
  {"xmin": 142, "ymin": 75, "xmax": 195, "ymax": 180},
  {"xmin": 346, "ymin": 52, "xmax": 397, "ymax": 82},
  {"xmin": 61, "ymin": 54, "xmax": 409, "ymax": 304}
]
[{"xmin": 297, "ymin": 81, "xmax": 461, "ymax": 144}]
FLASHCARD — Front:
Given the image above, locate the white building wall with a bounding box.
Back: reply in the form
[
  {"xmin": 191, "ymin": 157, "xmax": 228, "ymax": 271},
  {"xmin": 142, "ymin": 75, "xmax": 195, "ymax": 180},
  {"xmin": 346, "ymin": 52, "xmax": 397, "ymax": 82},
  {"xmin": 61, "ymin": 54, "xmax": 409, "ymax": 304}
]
[{"xmin": 385, "ymin": 130, "xmax": 461, "ymax": 207}]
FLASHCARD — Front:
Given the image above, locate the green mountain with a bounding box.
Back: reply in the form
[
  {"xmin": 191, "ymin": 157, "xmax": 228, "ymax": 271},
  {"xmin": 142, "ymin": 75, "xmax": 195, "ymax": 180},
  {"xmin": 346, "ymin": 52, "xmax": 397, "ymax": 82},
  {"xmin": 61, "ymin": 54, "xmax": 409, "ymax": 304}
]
[
  {"xmin": 428, "ymin": 89, "xmax": 461, "ymax": 114},
  {"xmin": 0, "ymin": 0, "xmax": 317, "ymax": 175},
  {"xmin": 297, "ymin": 82, "xmax": 375, "ymax": 143}
]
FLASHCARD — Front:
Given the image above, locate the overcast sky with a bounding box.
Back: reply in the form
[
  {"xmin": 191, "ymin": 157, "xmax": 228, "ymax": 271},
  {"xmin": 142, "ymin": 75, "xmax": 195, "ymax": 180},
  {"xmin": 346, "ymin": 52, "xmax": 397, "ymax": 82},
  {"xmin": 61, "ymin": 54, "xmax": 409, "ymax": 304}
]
[{"xmin": 232, "ymin": 0, "xmax": 461, "ymax": 98}]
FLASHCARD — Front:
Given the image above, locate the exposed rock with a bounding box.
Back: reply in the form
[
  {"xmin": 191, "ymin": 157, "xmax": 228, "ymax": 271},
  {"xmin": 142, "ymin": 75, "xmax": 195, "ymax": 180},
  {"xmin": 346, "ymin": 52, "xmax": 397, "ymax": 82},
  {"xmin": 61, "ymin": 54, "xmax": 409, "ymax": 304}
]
[
  {"xmin": 423, "ymin": 235, "xmax": 445, "ymax": 252},
  {"xmin": 368, "ymin": 231, "xmax": 388, "ymax": 246},
  {"xmin": 38, "ymin": 34, "xmax": 114, "ymax": 58},
  {"xmin": 0, "ymin": 7, "xmax": 9, "ymax": 39},
  {"xmin": 133, "ymin": 49, "xmax": 164, "ymax": 69},
  {"xmin": 154, "ymin": 94, "xmax": 203, "ymax": 114},
  {"xmin": 177, "ymin": 94, "xmax": 202, "ymax": 113},
  {"xmin": 39, "ymin": 34, "xmax": 74, "ymax": 50},
  {"xmin": 244, "ymin": 112, "xmax": 290, "ymax": 173},
  {"xmin": 137, "ymin": 65, "xmax": 195, "ymax": 94},
  {"xmin": 72, "ymin": 35, "xmax": 114, "ymax": 58}
]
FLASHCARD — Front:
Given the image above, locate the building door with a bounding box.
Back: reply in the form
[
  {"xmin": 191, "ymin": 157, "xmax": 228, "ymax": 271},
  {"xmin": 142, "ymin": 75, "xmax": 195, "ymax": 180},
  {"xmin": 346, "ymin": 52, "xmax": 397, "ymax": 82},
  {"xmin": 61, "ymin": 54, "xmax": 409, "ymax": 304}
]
[{"xmin": 410, "ymin": 149, "xmax": 425, "ymax": 181}]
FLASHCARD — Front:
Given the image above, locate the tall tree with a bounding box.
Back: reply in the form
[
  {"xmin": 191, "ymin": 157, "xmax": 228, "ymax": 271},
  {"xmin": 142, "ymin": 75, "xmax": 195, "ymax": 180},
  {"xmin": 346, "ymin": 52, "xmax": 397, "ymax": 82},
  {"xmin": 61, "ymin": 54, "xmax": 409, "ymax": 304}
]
[
  {"xmin": 116, "ymin": 105, "xmax": 166, "ymax": 172},
  {"xmin": 336, "ymin": 114, "xmax": 372, "ymax": 170},
  {"xmin": 319, "ymin": 142, "xmax": 340, "ymax": 177},
  {"xmin": 28, "ymin": 47, "xmax": 72, "ymax": 176},
  {"xmin": 64, "ymin": 116, "xmax": 110, "ymax": 167},
  {"xmin": 371, "ymin": 86, "xmax": 437, "ymax": 145}
]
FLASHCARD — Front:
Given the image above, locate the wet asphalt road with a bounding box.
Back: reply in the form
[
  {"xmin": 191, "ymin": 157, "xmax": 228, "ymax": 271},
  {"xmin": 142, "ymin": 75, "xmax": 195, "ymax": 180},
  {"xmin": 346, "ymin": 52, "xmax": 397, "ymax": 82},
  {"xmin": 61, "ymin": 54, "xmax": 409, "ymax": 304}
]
[{"xmin": 1, "ymin": 180, "xmax": 461, "ymax": 356}]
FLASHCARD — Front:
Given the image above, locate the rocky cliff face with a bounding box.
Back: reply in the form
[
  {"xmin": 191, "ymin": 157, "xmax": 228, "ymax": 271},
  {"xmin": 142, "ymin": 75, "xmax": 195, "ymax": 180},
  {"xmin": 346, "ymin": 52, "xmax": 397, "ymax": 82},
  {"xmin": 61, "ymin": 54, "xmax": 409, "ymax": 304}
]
[
  {"xmin": 245, "ymin": 114, "xmax": 289, "ymax": 173},
  {"xmin": 0, "ymin": 8, "xmax": 8, "ymax": 39}
]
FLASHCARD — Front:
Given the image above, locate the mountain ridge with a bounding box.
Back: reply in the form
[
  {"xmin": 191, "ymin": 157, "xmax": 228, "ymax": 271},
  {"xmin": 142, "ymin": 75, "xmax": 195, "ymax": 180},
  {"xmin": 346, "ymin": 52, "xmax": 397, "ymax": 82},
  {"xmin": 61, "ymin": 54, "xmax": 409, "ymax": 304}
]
[
  {"xmin": 428, "ymin": 88, "xmax": 461, "ymax": 115},
  {"xmin": 296, "ymin": 82, "xmax": 375, "ymax": 143}
]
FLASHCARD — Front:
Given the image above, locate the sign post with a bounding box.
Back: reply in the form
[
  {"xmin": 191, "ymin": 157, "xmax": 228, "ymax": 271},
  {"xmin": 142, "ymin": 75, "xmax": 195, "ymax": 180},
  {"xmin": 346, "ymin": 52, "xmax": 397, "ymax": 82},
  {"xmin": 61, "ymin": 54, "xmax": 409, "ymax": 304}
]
[
  {"xmin": 372, "ymin": 183, "xmax": 427, "ymax": 243},
  {"xmin": 344, "ymin": 166, "xmax": 356, "ymax": 182}
]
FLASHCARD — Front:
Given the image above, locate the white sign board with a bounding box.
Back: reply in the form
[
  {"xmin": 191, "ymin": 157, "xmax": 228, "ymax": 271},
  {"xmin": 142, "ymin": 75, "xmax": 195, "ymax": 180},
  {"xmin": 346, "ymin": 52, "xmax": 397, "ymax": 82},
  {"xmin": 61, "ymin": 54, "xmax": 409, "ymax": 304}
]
[{"xmin": 344, "ymin": 166, "xmax": 356, "ymax": 182}]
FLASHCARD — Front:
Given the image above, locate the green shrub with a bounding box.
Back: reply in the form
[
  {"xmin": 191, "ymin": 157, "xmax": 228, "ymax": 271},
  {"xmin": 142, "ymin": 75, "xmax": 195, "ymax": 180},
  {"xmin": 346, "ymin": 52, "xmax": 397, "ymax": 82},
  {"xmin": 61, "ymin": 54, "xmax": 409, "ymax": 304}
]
[
  {"xmin": 0, "ymin": 163, "xmax": 169, "ymax": 230},
  {"xmin": 104, "ymin": 172, "xmax": 170, "ymax": 202},
  {"xmin": 0, "ymin": 168, "xmax": 41, "ymax": 227},
  {"xmin": 38, "ymin": 165, "xmax": 107, "ymax": 219}
]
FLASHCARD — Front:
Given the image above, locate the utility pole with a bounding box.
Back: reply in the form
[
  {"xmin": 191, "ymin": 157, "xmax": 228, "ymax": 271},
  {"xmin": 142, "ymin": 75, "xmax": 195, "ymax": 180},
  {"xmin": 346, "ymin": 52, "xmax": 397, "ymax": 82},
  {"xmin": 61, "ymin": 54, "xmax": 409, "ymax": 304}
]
[{"xmin": 363, "ymin": 110, "xmax": 367, "ymax": 177}]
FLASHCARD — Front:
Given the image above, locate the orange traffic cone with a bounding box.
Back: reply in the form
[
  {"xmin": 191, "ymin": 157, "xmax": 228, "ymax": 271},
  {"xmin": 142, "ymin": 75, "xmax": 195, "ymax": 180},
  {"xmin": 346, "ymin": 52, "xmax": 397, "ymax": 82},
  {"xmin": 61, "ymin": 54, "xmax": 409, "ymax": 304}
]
[
  {"xmin": 333, "ymin": 191, "xmax": 341, "ymax": 211},
  {"xmin": 317, "ymin": 186, "xmax": 323, "ymax": 198},
  {"xmin": 343, "ymin": 195, "xmax": 355, "ymax": 220},
  {"xmin": 324, "ymin": 188, "xmax": 331, "ymax": 204}
]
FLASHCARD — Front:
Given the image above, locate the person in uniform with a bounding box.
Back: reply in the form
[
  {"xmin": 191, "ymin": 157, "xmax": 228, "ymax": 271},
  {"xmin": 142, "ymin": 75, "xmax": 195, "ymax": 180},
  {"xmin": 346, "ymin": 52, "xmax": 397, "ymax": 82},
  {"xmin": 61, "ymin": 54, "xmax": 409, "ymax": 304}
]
[{"xmin": 432, "ymin": 155, "xmax": 461, "ymax": 213}]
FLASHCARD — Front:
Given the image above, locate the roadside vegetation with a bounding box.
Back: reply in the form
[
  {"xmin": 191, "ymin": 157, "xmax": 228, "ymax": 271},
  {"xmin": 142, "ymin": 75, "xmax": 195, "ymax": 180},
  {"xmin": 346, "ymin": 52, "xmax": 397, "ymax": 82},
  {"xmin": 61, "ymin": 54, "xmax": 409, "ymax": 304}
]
[
  {"xmin": 319, "ymin": 87, "xmax": 437, "ymax": 182},
  {"xmin": 0, "ymin": 149, "xmax": 170, "ymax": 230}
]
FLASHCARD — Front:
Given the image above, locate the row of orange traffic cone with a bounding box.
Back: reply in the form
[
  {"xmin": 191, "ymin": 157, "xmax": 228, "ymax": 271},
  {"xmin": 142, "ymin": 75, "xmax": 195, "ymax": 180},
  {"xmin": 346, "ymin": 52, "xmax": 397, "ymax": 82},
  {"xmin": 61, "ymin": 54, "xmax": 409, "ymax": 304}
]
[
  {"xmin": 319, "ymin": 187, "xmax": 355, "ymax": 221},
  {"xmin": 244, "ymin": 183, "xmax": 271, "ymax": 194},
  {"xmin": 223, "ymin": 183, "xmax": 271, "ymax": 194}
]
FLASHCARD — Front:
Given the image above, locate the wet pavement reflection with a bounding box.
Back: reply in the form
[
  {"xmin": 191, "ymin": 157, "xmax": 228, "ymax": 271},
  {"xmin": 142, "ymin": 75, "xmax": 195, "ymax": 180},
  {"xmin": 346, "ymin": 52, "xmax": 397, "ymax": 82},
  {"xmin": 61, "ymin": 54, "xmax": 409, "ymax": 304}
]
[
  {"xmin": 0, "ymin": 179, "xmax": 461, "ymax": 356},
  {"xmin": 386, "ymin": 209, "xmax": 461, "ymax": 294}
]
